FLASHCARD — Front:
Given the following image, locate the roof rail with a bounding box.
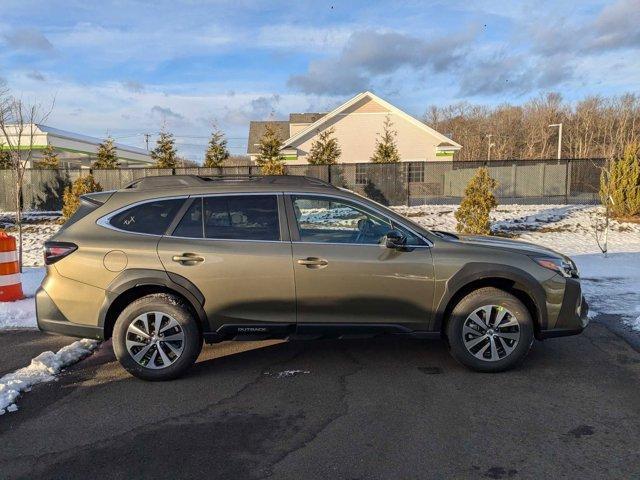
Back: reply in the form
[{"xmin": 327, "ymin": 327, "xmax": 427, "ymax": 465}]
[
  {"xmin": 124, "ymin": 175, "xmax": 211, "ymax": 190},
  {"xmin": 124, "ymin": 174, "xmax": 334, "ymax": 190},
  {"xmin": 201, "ymin": 175, "xmax": 334, "ymax": 188}
]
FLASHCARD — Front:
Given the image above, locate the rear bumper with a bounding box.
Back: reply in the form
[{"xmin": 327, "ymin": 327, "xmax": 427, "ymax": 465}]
[
  {"xmin": 538, "ymin": 277, "xmax": 589, "ymax": 339},
  {"xmin": 36, "ymin": 287, "xmax": 104, "ymax": 340}
]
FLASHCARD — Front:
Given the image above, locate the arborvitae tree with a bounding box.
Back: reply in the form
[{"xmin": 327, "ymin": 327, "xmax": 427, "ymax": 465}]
[
  {"xmin": 34, "ymin": 144, "xmax": 60, "ymax": 169},
  {"xmin": 601, "ymin": 143, "xmax": 640, "ymax": 218},
  {"xmin": 455, "ymin": 167, "xmax": 498, "ymax": 235},
  {"xmin": 0, "ymin": 150, "xmax": 13, "ymax": 170},
  {"xmin": 255, "ymin": 124, "xmax": 285, "ymax": 175},
  {"xmin": 307, "ymin": 127, "xmax": 341, "ymax": 165},
  {"xmin": 203, "ymin": 126, "xmax": 230, "ymax": 168},
  {"xmin": 92, "ymin": 137, "xmax": 119, "ymax": 169},
  {"xmin": 151, "ymin": 130, "xmax": 178, "ymax": 168},
  {"xmin": 371, "ymin": 115, "xmax": 400, "ymax": 163},
  {"xmin": 0, "ymin": 149, "xmax": 10, "ymax": 169},
  {"xmin": 62, "ymin": 175, "xmax": 102, "ymax": 220}
]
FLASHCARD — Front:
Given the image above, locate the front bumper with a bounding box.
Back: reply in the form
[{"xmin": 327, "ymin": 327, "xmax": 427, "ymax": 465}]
[
  {"xmin": 36, "ymin": 287, "xmax": 104, "ymax": 340},
  {"xmin": 538, "ymin": 277, "xmax": 589, "ymax": 339}
]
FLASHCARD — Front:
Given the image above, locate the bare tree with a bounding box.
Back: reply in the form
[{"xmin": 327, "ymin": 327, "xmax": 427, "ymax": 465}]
[
  {"xmin": 0, "ymin": 85, "xmax": 54, "ymax": 271},
  {"xmin": 424, "ymin": 92, "xmax": 640, "ymax": 161}
]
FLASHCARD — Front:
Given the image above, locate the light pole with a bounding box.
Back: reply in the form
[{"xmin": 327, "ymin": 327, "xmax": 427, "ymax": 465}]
[
  {"xmin": 549, "ymin": 123, "xmax": 563, "ymax": 160},
  {"xmin": 487, "ymin": 134, "xmax": 495, "ymax": 161}
]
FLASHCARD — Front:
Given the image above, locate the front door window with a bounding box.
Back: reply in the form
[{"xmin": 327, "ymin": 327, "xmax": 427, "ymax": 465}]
[{"xmin": 292, "ymin": 196, "xmax": 391, "ymax": 245}]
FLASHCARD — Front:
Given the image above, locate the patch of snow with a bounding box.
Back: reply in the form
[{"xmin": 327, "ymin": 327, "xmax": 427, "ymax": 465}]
[
  {"xmin": 574, "ymin": 253, "xmax": 640, "ymax": 326},
  {"xmin": 264, "ymin": 370, "xmax": 310, "ymax": 378},
  {"xmin": 0, "ymin": 338, "xmax": 98, "ymax": 415},
  {"xmin": 392, "ymin": 204, "xmax": 640, "ymax": 256},
  {"xmin": 0, "ymin": 268, "xmax": 45, "ymax": 329},
  {"xmin": 0, "ymin": 211, "xmax": 61, "ymax": 267}
]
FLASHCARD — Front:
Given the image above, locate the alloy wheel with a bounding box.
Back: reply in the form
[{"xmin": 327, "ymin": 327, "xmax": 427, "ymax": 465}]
[
  {"xmin": 125, "ymin": 311, "xmax": 185, "ymax": 369},
  {"xmin": 462, "ymin": 305, "xmax": 520, "ymax": 362}
]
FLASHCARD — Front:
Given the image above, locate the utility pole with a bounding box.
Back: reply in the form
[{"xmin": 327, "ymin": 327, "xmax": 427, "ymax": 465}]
[
  {"xmin": 486, "ymin": 134, "xmax": 495, "ymax": 161},
  {"xmin": 144, "ymin": 133, "xmax": 151, "ymax": 151},
  {"xmin": 549, "ymin": 123, "xmax": 563, "ymax": 160}
]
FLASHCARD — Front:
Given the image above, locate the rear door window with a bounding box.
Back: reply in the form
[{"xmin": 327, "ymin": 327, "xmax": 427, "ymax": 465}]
[
  {"xmin": 109, "ymin": 198, "xmax": 184, "ymax": 235},
  {"xmin": 171, "ymin": 195, "xmax": 280, "ymax": 241}
]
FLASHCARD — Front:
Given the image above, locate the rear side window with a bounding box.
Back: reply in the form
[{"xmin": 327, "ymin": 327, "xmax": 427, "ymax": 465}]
[
  {"xmin": 172, "ymin": 195, "xmax": 280, "ymax": 241},
  {"xmin": 109, "ymin": 198, "xmax": 184, "ymax": 235}
]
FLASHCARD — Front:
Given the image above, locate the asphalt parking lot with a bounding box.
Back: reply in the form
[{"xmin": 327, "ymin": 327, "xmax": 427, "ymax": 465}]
[{"xmin": 2, "ymin": 319, "xmax": 640, "ymax": 480}]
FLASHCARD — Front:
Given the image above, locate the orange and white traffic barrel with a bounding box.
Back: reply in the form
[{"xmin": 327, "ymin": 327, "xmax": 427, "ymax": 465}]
[{"xmin": 0, "ymin": 231, "xmax": 24, "ymax": 301}]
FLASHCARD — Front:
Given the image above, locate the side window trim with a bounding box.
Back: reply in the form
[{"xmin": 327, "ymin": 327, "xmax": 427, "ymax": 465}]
[{"xmin": 169, "ymin": 193, "xmax": 286, "ymax": 243}]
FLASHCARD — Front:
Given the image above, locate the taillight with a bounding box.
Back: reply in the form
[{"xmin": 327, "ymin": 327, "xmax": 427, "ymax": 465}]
[{"xmin": 44, "ymin": 242, "xmax": 77, "ymax": 265}]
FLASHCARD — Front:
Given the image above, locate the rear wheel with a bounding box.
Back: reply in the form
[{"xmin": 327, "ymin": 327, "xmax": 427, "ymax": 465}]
[
  {"xmin": 113, "ymin": 294, "xmax": 202, "ymax": 381},
  {"xmin": 446, "ymin": 287, "xmax": 534, "ymax": 372}
]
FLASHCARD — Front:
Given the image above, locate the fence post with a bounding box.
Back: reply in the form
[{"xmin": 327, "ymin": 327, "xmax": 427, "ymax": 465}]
[
  {"xmin": 564, "ymin": 159, "xmax": 571, "ymax": 204},
  {"xmin": 406, "ymin": 163, "xmax": 411, "ymax": 206},
  {"xmin": 327, "ymin": 164, "xmax": 332, "ymax": 184},
  {"xmin": 511, "ymin": 163, "xmax": 517, "ymax": 199}
]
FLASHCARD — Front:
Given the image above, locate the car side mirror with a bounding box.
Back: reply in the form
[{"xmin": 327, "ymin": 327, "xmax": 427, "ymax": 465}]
[{"xmin": 384, "ymin": 229, "xmax": 406, "ymax": 249}]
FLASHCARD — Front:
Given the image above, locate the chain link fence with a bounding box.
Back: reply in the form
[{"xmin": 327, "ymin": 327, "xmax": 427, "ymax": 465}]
[{"xmin": 0, "ymin": 158, "xmax": 605, "ymax": 211}]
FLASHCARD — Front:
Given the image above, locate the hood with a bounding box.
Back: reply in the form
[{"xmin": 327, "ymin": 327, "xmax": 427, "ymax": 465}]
[{"xmin": 453, "ymin": 234, "xmax": 566, "ymax": 258}]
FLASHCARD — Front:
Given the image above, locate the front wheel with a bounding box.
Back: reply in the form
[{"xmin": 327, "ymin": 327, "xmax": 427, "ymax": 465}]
[
  {"xmin": 446, "ymin": 287, "xmax": 534, "ymax": 373},
  {"xmin": 113, "ymin": 294, "xmax": 202, "ymax": 381}
]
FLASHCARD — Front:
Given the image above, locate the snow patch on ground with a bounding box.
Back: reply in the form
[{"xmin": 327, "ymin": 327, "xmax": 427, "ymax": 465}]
[
  {"xmin": 0, "ymin": 338, "xmax": 98, "ymax": 415},
  {"xmin": 574, "ymin": 253, "xmax": 640, "ymax": 327},
  {"xmin": 0, "ymin": 211, "xmax": 61, "ymax": 267},
  {"xmin": 0, "ymin": 268, "xmax": 45, "ymax": 329},
  {"xmin": 392, "ymin": 204, "xmax": 640, "ymax": 255},
  {"xmin": 264, "ymin": 370, "xmax": 310, "ymax": 378}
]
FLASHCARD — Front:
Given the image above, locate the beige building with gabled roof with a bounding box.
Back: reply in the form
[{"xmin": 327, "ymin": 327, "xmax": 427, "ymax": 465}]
[{"xmin": 247, "ymin": 91, "xmax": 461, "ymax": 165}]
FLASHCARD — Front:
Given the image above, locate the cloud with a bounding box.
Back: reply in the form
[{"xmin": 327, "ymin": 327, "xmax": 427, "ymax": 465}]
[
  {"xmin": 458, "ymin": 50, "xmax": 575, "ymax": 97},
  {"xmin": 288, "ymin": 28, "xmax": 478, "ymax": 95},
  {"xmin": 122, "ymin": 80, "xmax": 144, "ymax": 93},
  {"xmin": 531, "ymin": 0, "xmax": 640, "ymax": 56},
  {"xmin": 2, "ymin": 28, "xmax": 53, "ymax": 51},
  {"xmin": 257, "ymin": 24, "xmax": 353, "ymax": 52},
  {"xmin": 151, "ymin": 105, "xmax": 184, "ymax": 120},
  {"xmin": 249, "ymin": 94, "xmax": 281, "ymax": 119},
  {"xmin": 26, "ymin": 70, "xmax": 46, "ymax": 82},
  {"xmin": 586, "ymin": 0, "xmax": 640, "ymax": 52}
]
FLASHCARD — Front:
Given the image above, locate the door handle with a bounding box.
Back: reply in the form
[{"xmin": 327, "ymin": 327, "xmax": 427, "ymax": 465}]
[
  {"xmin": 172, "ymin": 253, "xmax": 205, "ymax": 264},
  {"xmin": 297, "ymin": 257, "xmax": 328, "ymax": 268}
]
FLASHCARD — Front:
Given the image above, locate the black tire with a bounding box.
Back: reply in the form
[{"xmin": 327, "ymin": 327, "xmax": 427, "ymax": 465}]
[
  {"xmin": 446, "ymin": 287, "xmax": 534, "ymax": 373},
  {"xmin": 113, "ymin": 293, "xmax": 202, "ymax": 381}
]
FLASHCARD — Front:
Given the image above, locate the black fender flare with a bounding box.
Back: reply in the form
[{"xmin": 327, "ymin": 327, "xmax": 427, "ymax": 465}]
[
  {"xmin": 98, "ymin": 268, "xmax": 208, "ymax": 331},
  {"xmin": 431, "ymin": 262, "xmax": 548, "ymax": 332}
]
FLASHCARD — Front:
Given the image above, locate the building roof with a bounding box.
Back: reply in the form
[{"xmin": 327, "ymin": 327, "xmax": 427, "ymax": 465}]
[
  {"xmin": 246, "ymin": 121, "xmax": 290, "ymax": 155},
  {"xmin": 283, "ymin": 91, "xmax": 462, "ymax": 150},
  {"xmin": 37, "ymin": 124, "xmax": 150, "ymax": 156},
  {"xmin": 0, "ymin": 123, "xmax": 153, "ymax": 164},
  {"xmin": 289, "ymin": 113, "xmax": 326, "ymax": 124}
]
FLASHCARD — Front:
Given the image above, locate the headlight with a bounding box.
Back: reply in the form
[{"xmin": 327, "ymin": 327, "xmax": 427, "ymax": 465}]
[{"xmin": 533, "ymin": 257, "xmax": 577, "ymax": 278}]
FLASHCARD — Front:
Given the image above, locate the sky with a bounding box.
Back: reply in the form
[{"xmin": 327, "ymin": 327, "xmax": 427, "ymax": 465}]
[{"xmin": 0, "ymin": 0, "xmax": 638, "ymax": 160}]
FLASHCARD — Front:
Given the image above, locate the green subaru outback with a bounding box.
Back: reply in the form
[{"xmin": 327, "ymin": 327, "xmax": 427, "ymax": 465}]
[{"xmin": 37, "ymin": 175, "xmax": 588, "ymax": 380}]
